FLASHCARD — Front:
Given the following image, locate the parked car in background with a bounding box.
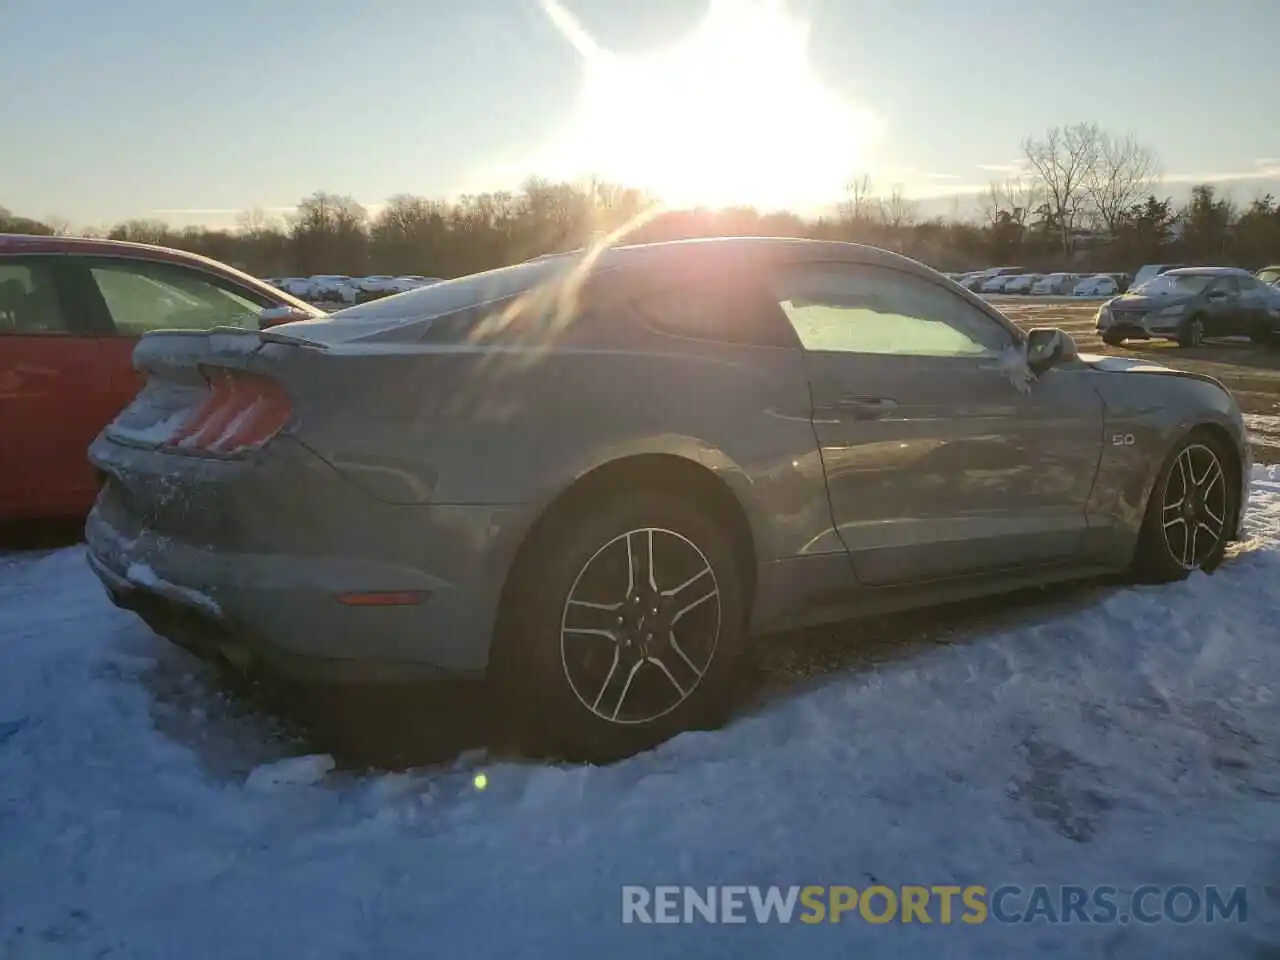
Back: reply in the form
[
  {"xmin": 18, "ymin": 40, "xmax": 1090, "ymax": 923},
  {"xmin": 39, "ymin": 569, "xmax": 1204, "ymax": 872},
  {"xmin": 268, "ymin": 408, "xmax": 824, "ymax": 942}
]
[
  {"xmin": 84, "ymin": 236, "xmax": 1251, "ymax": 758},
  {"xmin": 390, "ymin": 276, "xmax": 443, "ymax": 292},
  {"xmin": 1257, "ymin": 265, "xmax": 1280, "ymax": 288},
  {"xmin": 308, "ymin": 275, "xmax": 357, "ymax": 303},
  {"xmin": 271, "ymin": 277, "xmax": 314, "ymax": 298},
  {"xmin": 1095, "ymin": 266, "xmax": 1276, "ymax": 347},
  {"xmin": 1003, "ymin": 274, "xmax": 1044, "ymax": 295},
  {"xmin": 1130, "ymin": 264, "xmax": 1184, "ymax": 291},
  {"xmin": 981, "ymin": 274, "xmax": 1023, "ymax": 294},
  {"xmin": 0, "ymin": 234, "xmax": 324, "ymax": 522},
  {"xmin": 1031, "ymin": 272, "xmax": 1079, "ymax": 295},
  {"xmin": 1074, "ymin": 274, "xmax": 1120, "ymax": 297},
  {"xmin": 966, "ymin": 266, "xmax": 1026, "ymax": 292}
]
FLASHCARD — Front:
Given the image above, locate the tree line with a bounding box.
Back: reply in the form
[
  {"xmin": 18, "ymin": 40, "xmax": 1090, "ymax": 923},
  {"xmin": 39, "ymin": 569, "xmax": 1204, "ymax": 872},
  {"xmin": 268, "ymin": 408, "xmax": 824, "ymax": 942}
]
[{"xmin": 4, "ymin": 123, "xmax": 1279, "ymax": 279}]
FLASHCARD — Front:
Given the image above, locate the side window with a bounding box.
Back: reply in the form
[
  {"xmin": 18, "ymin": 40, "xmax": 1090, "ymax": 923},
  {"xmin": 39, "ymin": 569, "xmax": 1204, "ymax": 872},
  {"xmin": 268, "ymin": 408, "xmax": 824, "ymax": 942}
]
[
  {"xmin": 768, "ymin": 263, "xmax": 1011, "ymax": 358},
  {"xmin": 631, "ymin": 273, "xmax": 798, "ymax": 348},
  {"xmin": 87, "ymin": 260, "xmax": 268, "ymax": 336},
  {"xmin": 1236, "ymin": 275, "xmax": 1260, "ymax": 293},
  {"xmin": 1212, "ymin": 276, "xmax": 1240, "ymax": 296},
  {"xmin": 0, "ymin": 260, "xmax": 71, "ymax": 334}
]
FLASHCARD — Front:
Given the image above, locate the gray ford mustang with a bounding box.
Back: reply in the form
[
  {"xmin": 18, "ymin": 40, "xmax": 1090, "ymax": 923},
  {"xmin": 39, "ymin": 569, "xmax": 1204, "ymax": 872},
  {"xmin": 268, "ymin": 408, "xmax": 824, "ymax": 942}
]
[{"xmin": 85, "ymin": 237, "xmax": 1251, "ymax": 757}]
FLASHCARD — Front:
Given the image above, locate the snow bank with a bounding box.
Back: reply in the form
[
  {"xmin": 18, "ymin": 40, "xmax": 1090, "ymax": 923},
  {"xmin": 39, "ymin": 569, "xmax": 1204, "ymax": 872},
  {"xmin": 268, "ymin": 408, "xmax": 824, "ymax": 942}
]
[
  {"xmin": 3, "ymin": 476, "xmax": 1280, "ymax": 957},
  {"xmin": 245, "ymin": 754, "xmax": 336, "ymax": 792}
]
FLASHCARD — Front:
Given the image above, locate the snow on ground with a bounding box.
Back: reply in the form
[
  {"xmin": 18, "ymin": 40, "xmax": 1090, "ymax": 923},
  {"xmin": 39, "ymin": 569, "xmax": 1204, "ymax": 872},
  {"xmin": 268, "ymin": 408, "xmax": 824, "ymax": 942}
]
[{"xmin": 3, "ymin": 470, "xmax": 1280, "ymax": 958}]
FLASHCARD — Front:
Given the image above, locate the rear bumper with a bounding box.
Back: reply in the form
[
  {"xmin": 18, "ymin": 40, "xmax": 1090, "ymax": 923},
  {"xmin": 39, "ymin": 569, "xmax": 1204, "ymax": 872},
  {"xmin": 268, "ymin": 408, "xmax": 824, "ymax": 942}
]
[{"xmin": 84, "ymin": 435, "xmax": 534, "ymax": 681}]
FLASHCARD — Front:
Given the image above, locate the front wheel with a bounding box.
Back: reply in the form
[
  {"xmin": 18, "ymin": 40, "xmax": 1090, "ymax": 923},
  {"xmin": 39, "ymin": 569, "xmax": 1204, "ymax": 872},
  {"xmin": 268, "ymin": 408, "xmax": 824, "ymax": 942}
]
[
  {"xmin": 1102, "ymin": 331, "xmax": 1125, "ymax": 347},
  {"xmin": 494, "ymin": 490, "xmax": 750, "ymax": 760},
  {"xmin": 1132, "ymin": 430, "xmax": 1237, "ymax": 582}
]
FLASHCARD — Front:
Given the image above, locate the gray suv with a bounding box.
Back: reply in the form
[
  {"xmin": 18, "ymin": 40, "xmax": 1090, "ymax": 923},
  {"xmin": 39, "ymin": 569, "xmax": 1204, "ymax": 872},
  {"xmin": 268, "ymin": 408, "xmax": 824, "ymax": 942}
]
[{"xmin": 1096, "ymin": 266, "xmax": 1277, "ymax": 347}]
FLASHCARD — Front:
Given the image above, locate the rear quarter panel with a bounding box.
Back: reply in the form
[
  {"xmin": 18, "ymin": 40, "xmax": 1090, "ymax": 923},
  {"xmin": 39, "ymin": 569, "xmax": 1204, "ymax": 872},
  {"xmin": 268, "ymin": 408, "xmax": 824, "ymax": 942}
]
[{"xmin": 259, "ymin": 318, "xmax": 832, "ymax": 565}]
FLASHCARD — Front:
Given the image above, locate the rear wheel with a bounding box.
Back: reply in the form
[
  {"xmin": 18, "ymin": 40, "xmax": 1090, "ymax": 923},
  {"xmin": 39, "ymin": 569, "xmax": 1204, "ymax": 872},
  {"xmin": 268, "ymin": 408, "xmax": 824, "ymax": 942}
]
[
  {"xmin": 494, "ymin": 490, "xmax": 749, "ymax": 760},
  {"xmin": 1102, "ymin": 331, "xmax": 1125, "ymax": 346},
  {"xmin": 1177, "ymin": 315, "xmax": 1205, "ymax": 348},
  {"xmin": 1132, "ymin": 430, "xmax": 1236, "ymax": 582}
]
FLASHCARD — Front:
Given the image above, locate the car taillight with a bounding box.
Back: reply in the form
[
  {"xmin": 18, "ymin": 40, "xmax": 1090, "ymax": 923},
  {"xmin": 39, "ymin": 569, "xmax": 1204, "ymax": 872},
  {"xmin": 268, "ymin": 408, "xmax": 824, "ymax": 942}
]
[{"xmin": 164, "ymin": 368, "xmax": 292, "ymax": 456}]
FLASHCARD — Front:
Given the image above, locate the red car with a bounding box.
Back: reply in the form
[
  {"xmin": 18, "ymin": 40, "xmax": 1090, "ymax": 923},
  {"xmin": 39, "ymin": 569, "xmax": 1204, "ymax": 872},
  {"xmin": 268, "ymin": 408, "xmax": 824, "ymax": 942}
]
[{"xmin": 0, "ymin": 234, "xmax": 323, "ymax": 521}]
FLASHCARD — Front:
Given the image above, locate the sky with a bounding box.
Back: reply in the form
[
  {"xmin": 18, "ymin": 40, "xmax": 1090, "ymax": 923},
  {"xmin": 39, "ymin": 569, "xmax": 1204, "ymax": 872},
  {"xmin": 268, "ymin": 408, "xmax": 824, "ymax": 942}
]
[{"xmin": 1, "ymin": 0, "xmax": 1278, "ymax": 230}]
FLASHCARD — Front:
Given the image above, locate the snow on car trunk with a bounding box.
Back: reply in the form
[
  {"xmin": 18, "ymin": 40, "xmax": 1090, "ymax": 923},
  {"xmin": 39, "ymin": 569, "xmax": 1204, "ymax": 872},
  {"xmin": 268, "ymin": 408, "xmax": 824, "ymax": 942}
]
[{"xmin": 3, "ymin": 468, "xmax": 1280, "ymax": 957}]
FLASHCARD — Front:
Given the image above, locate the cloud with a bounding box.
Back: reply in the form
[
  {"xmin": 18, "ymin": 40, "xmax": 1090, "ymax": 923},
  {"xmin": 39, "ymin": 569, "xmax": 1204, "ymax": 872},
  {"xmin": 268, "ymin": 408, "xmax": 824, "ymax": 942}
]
[
  {"xmin": 900, "ymin": 182, "xmax": 988, "ymax": 200},
  {"xmin": 1164, "ymin": 160, "xmax": 1280, "ymax": 184},
  {"xmin": 151, "ymin": 206, "xmax": 296, "ymax": 216},
  {"xmin": 151, "ymin": 202, "xmax": 385, "ymax": 220},
  {"xmin": 974, "ymin": 161, "xmax": 1027, "ymax": 175},
  {"xmin": 877, "ymin": 166, "xmax": 963, "ymax": 182}
]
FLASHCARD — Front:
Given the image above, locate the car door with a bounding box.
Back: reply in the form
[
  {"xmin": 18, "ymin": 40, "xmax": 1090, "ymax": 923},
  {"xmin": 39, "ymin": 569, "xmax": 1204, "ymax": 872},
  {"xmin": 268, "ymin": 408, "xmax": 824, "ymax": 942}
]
[
  {"xmin": 0, "ymin": 255, "xmax": 116, "ymax": 520},
  {"xmin": 1234, "ymin": 274, "xmax": 1271, "ymax": 335},
  {"xmin": 1201, "ymin": 276, "xmax": 1241, "ymax": 335},
  {"xmin": 765, "ymin": 260, "xmax": 1106, "ymax": 585},
  {"xmin": 76, "ymin": 256, "xmax": 276, "ymax": 420}
]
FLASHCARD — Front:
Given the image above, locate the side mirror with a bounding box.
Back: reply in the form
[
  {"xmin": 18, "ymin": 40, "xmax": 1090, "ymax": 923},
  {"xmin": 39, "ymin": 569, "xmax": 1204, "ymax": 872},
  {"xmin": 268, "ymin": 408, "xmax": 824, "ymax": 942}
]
[
  {"xmin": 258, "ymin": 305, "xmax": 313, "ymax": 329},
  {"xmin": 1025, "ymin": 327, "xmax": 1077, "ymax": 374}
]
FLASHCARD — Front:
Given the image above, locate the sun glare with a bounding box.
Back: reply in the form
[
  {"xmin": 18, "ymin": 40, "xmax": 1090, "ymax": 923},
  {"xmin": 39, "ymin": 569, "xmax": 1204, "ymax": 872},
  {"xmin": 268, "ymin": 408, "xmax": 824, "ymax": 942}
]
[{"xmin": 535, "ymin": 0, "xmax": 879, "ymax": 212}]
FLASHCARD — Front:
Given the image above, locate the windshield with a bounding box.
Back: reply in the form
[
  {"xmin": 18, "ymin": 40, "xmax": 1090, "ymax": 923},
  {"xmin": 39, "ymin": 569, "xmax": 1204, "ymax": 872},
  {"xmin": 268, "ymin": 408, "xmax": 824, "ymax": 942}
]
[{"xmin": 1132, "ymin": 274, "xmax": 1214, "ymax": 295}]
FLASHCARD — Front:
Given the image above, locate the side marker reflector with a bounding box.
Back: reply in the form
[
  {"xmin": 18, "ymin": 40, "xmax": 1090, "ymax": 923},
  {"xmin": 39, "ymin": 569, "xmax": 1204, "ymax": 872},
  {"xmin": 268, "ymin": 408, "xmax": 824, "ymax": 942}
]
[{"xmin": 334, "ymin": 591, "xmax": 431, "ymax": 607}]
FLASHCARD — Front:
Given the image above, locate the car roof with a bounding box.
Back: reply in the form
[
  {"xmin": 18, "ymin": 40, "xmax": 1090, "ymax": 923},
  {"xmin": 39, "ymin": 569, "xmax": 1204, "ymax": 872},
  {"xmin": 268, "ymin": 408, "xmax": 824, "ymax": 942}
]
[
  {"xmin": 578, "ymin": 236, "xmax": 940, "ymax": 272},
  {"xmin": 1, "ymin": 232, "xmax": 228, "ymax": 269},
  {"xmin": 328, "ymin": 235, "xmax": 1021, "ymax": 338},
  {"xmin": 0, "ymin": 232, "xmax": 321, "ymax": 313},
  {"xmin": 1161, "ymin": 266, "xmax": 1251, "ymax": 277}
]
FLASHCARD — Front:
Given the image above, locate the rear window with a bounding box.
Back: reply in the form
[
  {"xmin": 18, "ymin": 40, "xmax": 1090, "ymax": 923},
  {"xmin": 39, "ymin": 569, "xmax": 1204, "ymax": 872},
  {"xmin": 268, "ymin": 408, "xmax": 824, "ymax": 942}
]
[
  {"xmin": 329, "ymin": 257, "xmax": 577, "ymax": 323},
  {"xmin": 89, "ymin": 260, "xmax": 267, "ymax": 335}
]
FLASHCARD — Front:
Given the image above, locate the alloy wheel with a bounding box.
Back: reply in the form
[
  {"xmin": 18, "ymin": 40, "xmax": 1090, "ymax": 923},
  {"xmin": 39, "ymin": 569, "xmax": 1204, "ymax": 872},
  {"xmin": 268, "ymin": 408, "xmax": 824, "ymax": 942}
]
[
  {"xmin": 559, "ymin": 527, "xmax": 721, "ymax": 725},
  {"xmin": 1161, "ymin": 443, "xmax": 1228, "ymax": 570}
]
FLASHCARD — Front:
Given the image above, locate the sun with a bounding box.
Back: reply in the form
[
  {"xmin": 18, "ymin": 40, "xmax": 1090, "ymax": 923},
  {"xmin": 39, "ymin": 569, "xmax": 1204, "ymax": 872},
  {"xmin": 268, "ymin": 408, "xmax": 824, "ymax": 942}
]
[{"xmin": 534, "ymin": 0, "xmax": 879, "ymax": 212}]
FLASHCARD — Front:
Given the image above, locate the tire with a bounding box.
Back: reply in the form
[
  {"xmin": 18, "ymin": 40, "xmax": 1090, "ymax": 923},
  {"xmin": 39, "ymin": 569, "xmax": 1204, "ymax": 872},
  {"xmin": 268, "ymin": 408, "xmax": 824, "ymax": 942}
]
[
  {"xmin": 1177, "ymin": 315, "xmax": 1205, "ymax": 348},
  {"xmin": 1132, "ymin": 429, "xmax": 1237, "ymax": 583},
  {"xmin": 1102, "ymin": 331, "xmax": 1125, "ymax": 347},
  {"xmin": 493, "ymin": 489, "xmax": 750, "ymax": 760}
]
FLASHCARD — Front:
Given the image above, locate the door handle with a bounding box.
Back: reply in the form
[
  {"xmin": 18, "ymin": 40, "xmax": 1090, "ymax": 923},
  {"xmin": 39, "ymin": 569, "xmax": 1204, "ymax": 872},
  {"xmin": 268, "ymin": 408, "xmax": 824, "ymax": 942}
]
[{"xmin": 836, "ymin": 396, "xmax": 899, "ymax": 419}]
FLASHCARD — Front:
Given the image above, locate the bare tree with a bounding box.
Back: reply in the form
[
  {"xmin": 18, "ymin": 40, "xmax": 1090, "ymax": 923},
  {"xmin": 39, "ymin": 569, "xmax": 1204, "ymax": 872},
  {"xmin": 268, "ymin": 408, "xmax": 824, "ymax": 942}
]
[
  {"xmin": 42, "ymin": 215, "xmax": 72, "ymax": 236},
  {"xmin": 879, "ymin": 186, "xmax": 917, "ymax": 230},
  {"xmin": 107, "ymin": 219, "xmax": 171, "ymax": 244},
  {"xmin": 1021, "ymin": 123, "xmax": 1103, "ymax": 254},
  {"xmin": 979, "ymin": 176, "xmax": 1039, "ymax": 228},
  {"xmin": 235, "ymin": 206, "xmax": 282, "ymax": 238},
  {"xmin": 1084, "ymin": 132, "xmax": 1161, "ymax": 233},
  {"xmin": 290, "ymin": 191, "xmax": 368, "ymax": 274},
  {"xmin": 841, "ymin": 173, "xmax": 876, "ymax": 221}
]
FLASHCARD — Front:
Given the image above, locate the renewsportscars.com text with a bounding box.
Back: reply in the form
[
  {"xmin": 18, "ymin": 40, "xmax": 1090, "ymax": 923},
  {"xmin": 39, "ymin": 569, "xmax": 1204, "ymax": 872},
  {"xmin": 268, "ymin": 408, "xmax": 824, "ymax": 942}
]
[{"xmin": 621, "ymin": 885, "xmax": 1248, "ymax": 925}]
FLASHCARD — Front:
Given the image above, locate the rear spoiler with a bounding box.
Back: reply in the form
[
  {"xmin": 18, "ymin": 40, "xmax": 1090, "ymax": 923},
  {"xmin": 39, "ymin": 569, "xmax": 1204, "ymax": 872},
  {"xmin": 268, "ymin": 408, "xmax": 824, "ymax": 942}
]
[{"xmin": 132, "ymin": 326, "xmax": 328, "ymax": 379}]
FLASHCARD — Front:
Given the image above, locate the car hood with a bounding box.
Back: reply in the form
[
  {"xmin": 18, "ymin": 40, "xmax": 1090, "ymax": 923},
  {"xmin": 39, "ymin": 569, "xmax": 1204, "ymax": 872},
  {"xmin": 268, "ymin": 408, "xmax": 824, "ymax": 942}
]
[
  {"xmin": 1106, "ymin": 293, "xmax": 1194, "ymax": 311},
  {"xmin": 1078, "ymin": 353, "xmax": 1225, "ymax": 388}
]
